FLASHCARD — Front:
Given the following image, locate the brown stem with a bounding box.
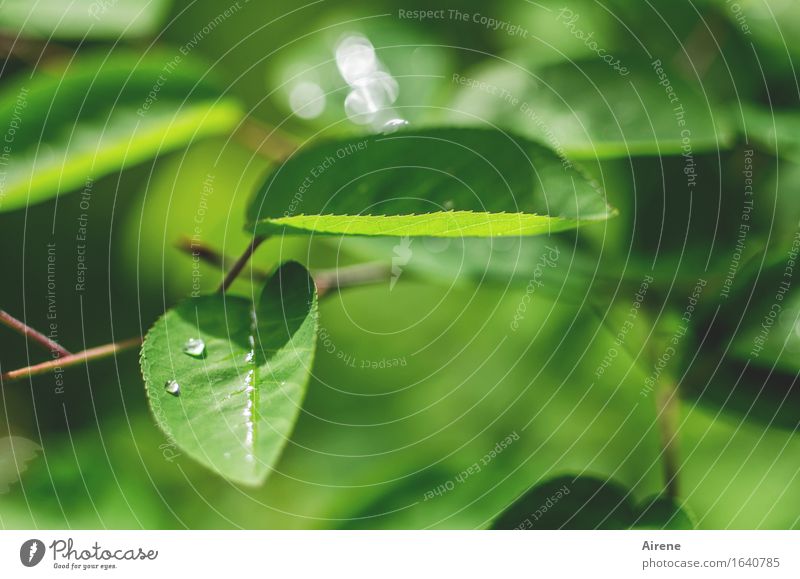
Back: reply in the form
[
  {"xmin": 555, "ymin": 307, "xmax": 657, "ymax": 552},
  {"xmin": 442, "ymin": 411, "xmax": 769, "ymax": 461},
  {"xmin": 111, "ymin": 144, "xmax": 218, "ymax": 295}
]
[
  {"xmin": 0, "ymin": 32, "xmax": 70, "ymax": 67},
  {"xmin": 235, "ymin": 117, "xmax": 299, "ymax": 162},
  {"xmin": 2, "ymin": 248, "xmax": 391, "ymax": 384},
  {"xmin": 656, "ymin": 380, "xmax": 681, "ymax": 499},
  {"xmin": 0, "ymin": 309, "xmax": 71, "ymax": 357},
  {"xmin": 180, "ymin": 237, "xmax": 390, "ymax": 295},
  {"xmin": 177, "ymin": 236, "xmax": 268, "ymax": 281},
  {"xmin": 1, "ymin": 337, "xmax": 142, "ymax": 384},
  {"xmin": 218, "ymin": 236, "xmax": 268, "ymax": 293},
  {"xmin": 315, "ymin": 262, "xmax": 391, "ymax": 297}
]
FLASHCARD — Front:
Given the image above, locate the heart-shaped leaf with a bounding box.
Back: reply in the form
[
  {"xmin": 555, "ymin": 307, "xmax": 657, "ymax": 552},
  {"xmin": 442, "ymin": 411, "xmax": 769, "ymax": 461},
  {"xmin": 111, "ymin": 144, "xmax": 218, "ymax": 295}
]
[
  {"xmin": 492, "ymin": 475, "xmax": 693, "ymax": 529},
  {"xmin": 0, "ymin": 51, "xmax": 243, "ymax": 213},
  {"xmin": 140, "ymin": 262, "xmax": 318, "ymax": 486},
  {"xmin": 247, "ymin": 128, "xmax": 615, "ymax": 237}
]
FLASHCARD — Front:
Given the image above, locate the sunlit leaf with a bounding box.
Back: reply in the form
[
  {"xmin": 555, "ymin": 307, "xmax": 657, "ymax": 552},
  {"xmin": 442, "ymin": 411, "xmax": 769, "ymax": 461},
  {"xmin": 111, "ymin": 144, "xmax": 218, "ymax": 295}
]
[
  {"xmin": 0, "ymin": 0, "xmax": 171, "ymax": 40},
  {"xmin": 248, "ymin": 128, "xmax": 615, "ymax": 237},
  {"xmin": 140, "ymin": 262, "xmax": 318, "ymax": 486},
  {"xmin": 0, "ymin": 51, "xmax": 243, "ymax": 213}
]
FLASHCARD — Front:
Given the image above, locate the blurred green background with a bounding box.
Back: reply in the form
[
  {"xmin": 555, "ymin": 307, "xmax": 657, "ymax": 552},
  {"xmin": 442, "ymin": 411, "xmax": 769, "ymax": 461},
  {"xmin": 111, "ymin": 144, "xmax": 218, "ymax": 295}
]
[{"xmin": 1, "ymin": 0, "xmax": 799, "ymax": 529}]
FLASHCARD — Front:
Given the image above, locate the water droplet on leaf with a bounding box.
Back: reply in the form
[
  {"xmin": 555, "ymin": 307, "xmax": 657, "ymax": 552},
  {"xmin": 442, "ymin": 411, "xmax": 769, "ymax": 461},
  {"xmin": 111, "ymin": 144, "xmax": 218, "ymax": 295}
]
[
  {"xmin": 183, "ymin": 338, "xmax": 206, "ymax": 358},
  {"xmin": 381, "ymin": 118, "xmax": 409, "ymax": 134},
  {"xmin": 164, "ymin": 380, "xmax": 181, "ymax": 397}
]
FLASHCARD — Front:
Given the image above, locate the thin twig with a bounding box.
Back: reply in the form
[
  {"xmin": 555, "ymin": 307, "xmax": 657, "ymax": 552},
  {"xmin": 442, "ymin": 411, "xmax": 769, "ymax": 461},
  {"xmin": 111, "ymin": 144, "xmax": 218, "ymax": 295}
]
[
  {"xmin": 218, "ymin": 236, "xmax": 268, "ymax": 293},
  {"xmin": 177, "ymin": 236, "xmax": 268, "ymax": 281},
  {"xmin": 0, "ymin": 33, "xmax": 70, "ymax": 68},
  {"xmin": 178, "ymin": 236, "xmax": 390, "ymax": 295},
  {"xmin": 1, "ymin": 337, "xmax": 142, "ymax": 384},
  {"xmin": 656, "ymin": 380, "xmax": 681, "ymax": 499},
  {"xmin": 0, "ymin": 309, "xmax": 71, "ymax": 357},
  {"xmin": 1, "ymin": 244, "xmax": 392, "ymax": 384},
  {"xmin": 315, "ymin": 262, "xmax": 391, "ymax": 297},
  {"xmin": 235, "ymin": 117, "xmax": 299, "ymax": 162}
]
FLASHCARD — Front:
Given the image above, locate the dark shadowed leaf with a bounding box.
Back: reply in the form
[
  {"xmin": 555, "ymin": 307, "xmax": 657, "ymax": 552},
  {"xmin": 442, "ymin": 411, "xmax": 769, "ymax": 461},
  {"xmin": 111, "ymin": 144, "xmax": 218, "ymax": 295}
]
[
  {"xmin": 448, "ymin": 57, "xmax": 734, "ymax": 159},
  {"xmin": 491, "ymin": 475, "xmax": 636, "ymax": 529},
  {"xmin": 634, "ymin": 496, "xmax": 694, "ymax": 529},
  {"xmin": 492, "ymin": 475, "xmax": 694, "ymax": 529}
]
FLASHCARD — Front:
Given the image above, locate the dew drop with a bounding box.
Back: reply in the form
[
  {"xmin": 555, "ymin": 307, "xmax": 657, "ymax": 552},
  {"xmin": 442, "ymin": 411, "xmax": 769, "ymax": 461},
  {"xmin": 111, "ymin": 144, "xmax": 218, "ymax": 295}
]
[
  {"xmin": 183, "ymin": 338, "xmax": 206, "ymax": 358},
  {"xmin": 164, "ymin": 380, "xmax": 180, "ymax": 397},
  {"xmin": 381, "ymin": 118, "xmax": 409, "ymax": 134}
]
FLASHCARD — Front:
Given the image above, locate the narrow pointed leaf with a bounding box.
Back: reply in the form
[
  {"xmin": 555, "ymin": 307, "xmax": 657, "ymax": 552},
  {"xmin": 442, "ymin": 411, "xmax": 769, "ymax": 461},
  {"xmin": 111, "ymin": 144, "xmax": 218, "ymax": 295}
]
[
  {"xmin": 247, "ymin": 128, "xmax": 614, "ymax": 238},
  {"xmin": 140, "ymin": 262, "xmax": 318, "ymax": 486}
]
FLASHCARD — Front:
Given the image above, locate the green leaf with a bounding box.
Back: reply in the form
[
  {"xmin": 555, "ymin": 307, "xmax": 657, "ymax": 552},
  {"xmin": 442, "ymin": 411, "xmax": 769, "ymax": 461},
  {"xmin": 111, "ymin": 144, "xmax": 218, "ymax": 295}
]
[
  {"xmin": 0, "ymin": 51, "xmax": 243, "ymax": 213},
  {"xmin": 739, "ymin": 105, "xmax": 800, "ymax": 163},
  {"xmin": 0, "ymin": 436, "xmax": 41, "ymax": 493},
  {"xmin": 634, "ymin": 496, "xmax": 695, "ymax": 530},
  {"xmin": 694, "ymin": 263, "xmax": 800, "ymax": 430},
  {"xmin": 491, "ymin": 475, "xmax": 694, "ymax": 529},
  {"xmin": 685, "ymin": 314, "xmax": 800, "ymax": 432},
  {"xmin": 0, "ymin": 0, "xmax": 171, "ymax": 40},
  {"xmin": 709, "ymin": 0, "xmax": 800, "ymax": 72},
  {"xmin": 247, "ymin": 128, "xmax": 615, "ymax": 237},
  {"xmin": 140, "ymin": 262, "xmax": 318, "ymax": 486},
  {"xmin": 448, "ymin": 57, "xmax": 734, "ymax": 159},
  {"xmin": 730, "ymin": 287, "xmax": 800, "ymax": 375},
  {"xmin": 492, "ymin": 475, "xmax": 636, "ymax": 529}
]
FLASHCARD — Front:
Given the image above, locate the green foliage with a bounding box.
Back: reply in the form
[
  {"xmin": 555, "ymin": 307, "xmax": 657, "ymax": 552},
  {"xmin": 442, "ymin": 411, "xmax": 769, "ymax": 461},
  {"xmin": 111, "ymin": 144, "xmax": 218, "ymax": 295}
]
[
  {"xmin": 449, "ymin": 57, "xmax": 734, "ymax": 158},
  {"xmin": 635, "ymin": 496, "xmax": 695, "ymax": 530},
  {"xmin": 3, "ymin": 0, "xmax": 800, "ymax": 533},
  {"xmin": 0, "ymin": 51, "xmax": 243, "ymax": 212},
  {"xmin": 740, "ymin": 106, "xmax": 800, "ymax": 163},
  {"xmin": 248, "ymin": 128, "xmax": 615, "ymax": 237},
  {"xmin": 492, "ymin": 475, "xmax": 693, "ymax": 529},
  {"xmin": 0, "ymin": 0, "xmax": 171, "ymax": 39},
  {"xmin": 140, "ymin": 262, "xmax": 318, "ymax": 485}
]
